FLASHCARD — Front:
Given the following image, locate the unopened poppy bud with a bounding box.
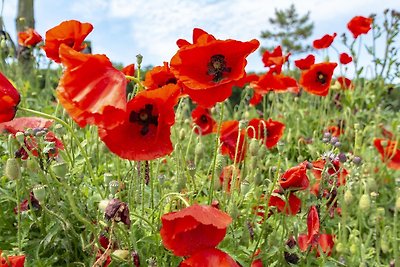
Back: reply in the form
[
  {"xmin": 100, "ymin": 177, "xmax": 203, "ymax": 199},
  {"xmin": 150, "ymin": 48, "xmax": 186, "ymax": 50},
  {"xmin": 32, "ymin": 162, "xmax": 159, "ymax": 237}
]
[
  {"xmin": 103, "ymin": 173, "xmax": 113, "ymax": 185},
  {"xmin": 5, "ymin": 158, "xmax": 21, "ymax": 180},
  {"xmin": 230, "ymin": 204, "xmax": 240, "ymax": 219},
  {"xmin": 250, "ymin": 156, "xmax": 257, "ymax": 170},
  {"xmin": 109, "ymin": 180, "xmax": 120, "ymax": 195},
  {"xmin": 195, "ymin": 142, "xmax": 204, "ymax": 158},
  {"xmin": 249, "ymin": 138, "xmax": 260, "ymax": 157},
  {"xmin": 395, "ymin": 196, "xmax": 400, "ymax": 211},
  {"xmin": 15, "ymin": 131, "xmax": 25, "ymax": 144},
  {"xmin": 258, "ymin": 145, "xmax": 267, "ymax": 158},
  {"xmin": 350, "ymin": 244, "xmax": 357, "ymax": 254},
  {"xmin": 33, "ymin": 185, "xmax": 46, "ymax": 204},
  {"xmin": 0, "ymin": 39, "xmax": 7, "ymax": 49},
  {"xmin": 51, "ymin": 162, "xmax": 68, "ymax": 179},
  {"xmin": 179, "ymin": 128, "xmax": 186, "ymax": 141},
  {"xmin": 113, "ymin": 249, "xmax": 130, "ymax": 259},
  {"xmin": 359, "ymin": 194, "xmax": 371, "ymax": 212},
  {"xmin": 344, "ymin": 189, "xmax": 354, "ymax": 205},
  {"xmin": 254, "ymin": 173, "xmax": 262, "ymax": 185},
  {"xmin": 241, "ymin": 180, "xmax": 250, "ymax": 195}
]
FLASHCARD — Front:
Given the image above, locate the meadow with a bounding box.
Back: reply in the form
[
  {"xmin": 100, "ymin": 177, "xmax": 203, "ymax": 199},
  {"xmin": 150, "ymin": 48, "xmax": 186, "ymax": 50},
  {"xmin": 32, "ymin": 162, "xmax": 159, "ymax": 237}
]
[{"xmin": 0, "ymin": 9, "xmax": 399, "ymax": 267}]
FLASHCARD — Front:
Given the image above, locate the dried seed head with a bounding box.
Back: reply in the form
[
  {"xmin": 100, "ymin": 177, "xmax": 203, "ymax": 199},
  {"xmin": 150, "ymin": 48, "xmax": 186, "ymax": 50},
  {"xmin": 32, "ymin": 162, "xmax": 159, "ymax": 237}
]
[{"xmin": 104, "ymin": 199, "xmax": 131, "ymax": 226}]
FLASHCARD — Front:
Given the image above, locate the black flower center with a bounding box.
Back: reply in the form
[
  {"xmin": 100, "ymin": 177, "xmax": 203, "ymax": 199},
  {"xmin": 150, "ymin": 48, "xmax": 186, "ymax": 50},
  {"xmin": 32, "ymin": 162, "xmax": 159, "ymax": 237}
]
[
  {"xmin": 207, "ymin": 54, "xmax": 231, "ymax": 82},
  {"xmin": 316, "ymin": 71, "xmax": 327, "ymax": 84},
  {"xmin": 200, "ymin": 114, "xmax": 208, "ymax": 123},
  {"xmin": 129, "ymin": 104, "xmax": 158, "ymax": 136}
]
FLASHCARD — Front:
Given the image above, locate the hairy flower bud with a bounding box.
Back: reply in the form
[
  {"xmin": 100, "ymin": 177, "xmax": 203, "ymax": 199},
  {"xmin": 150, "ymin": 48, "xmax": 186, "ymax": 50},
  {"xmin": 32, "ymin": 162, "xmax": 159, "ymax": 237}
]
[
  {"xmin": 51, "ymin": 162, "xmax": 68, "ymax": 179},
  {"xmin": 195, "ymin": 142, "xmax": 204, "ymax": 158},
  {"xmin": 5, "ymin": 158, "xmax": 21, "ymax": 180},
  {"xmin": 359, "ymin": 194, "xmax": 371, "ymax": 212}
]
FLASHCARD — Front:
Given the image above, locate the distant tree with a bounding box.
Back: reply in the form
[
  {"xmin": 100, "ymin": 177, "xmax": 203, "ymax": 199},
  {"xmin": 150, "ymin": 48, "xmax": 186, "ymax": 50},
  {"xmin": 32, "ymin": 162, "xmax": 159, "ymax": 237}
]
[
  {"xmin": 16, "ymin": 0, "xmax": 35, "ymax": 32},
  {"xmin": 260, "ymin": 4, "xmax": 314, "ymax": 55}
]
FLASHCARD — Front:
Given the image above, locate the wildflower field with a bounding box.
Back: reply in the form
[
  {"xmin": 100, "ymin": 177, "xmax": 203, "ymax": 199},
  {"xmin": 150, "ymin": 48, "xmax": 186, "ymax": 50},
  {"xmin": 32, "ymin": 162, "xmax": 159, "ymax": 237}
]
[{"xmin": 0, "ymin": 8, "xmax": 399, "ymax": 267}]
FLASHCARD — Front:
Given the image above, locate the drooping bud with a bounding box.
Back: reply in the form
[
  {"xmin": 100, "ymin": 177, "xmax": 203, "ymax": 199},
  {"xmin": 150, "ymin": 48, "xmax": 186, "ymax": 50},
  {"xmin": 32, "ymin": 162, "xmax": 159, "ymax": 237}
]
[
  {"xmin": 113, "ymin": 250, "xmax": 130, "ymax": 259},
  {"xmin": 15, "ymin": 131, "xmax": 25, "ymax": 144},
  {"xmin": 5, "ymin": 158, "xmax": 21, "ymax": 180}
]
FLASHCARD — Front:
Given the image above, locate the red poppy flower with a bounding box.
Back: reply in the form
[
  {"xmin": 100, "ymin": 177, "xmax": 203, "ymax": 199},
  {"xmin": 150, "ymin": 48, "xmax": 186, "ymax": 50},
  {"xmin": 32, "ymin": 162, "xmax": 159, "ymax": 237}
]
[
  {"xmin": 143, "ymin": 62, "xmax": 179, "ymax": 90},
  {"xmin": 0, "ymin": 251, "xmax": 25, "ymax": 267},
  {"xmin": 294, "ymin": 54, "xmax": 315, "ymax": 70},
  {"xmin": 324, "ymin": 125, "xmax": 344, "ymax": 137},
  {"xmin": 0, "ymin": 117, "xmax": 64, "ymax": 160},
  {"xmin": 336, "ymin": 76, "xmax": 353, "ymax": 90},
  {"xmin": 18, "ymin": 28, "xmax": 43, "ymax": 47},
  {"xmin": 218, "ymin": 120, "xmax": 246, "ymax": 163},
  {"xmin": 191, "ymin": 105, "xmax": 216, "ymax": 135},
  {"xmin": 0, "ymin": 72, "xmax": 20, "ymax": 123},
  {"xmin": 170, "ymin": 28, "xmax": 259, "ymax": 107},
  {"xmin": 219, "ymin": 165, "xmax": 240, "ymax": 193},
  {"xmin": 299, "ymin": 62, "xmax": 337, "ymax": 96},
  {"xmin": 249, "ymin": 91, "xmax": 263, "ymax": 106},
  {"xmin": 234, "ymin": 73, "xmax": 259, "ymax": 88},
  {"xmin": 298, "ymin": 206, "xmax": 334, "ymax": 256},
  {"xmin": 180, "ymin": 248, "xmax": 240, "ymax": 267},
  {"xmin": 268, "ymin": 190, "xmax": 301, "ymax": 215},
  {"xmin": 0, "ymin": 117, "xmax": 53, "ymax": 134},
  {"xmin": 380, "ymin": 125, "xmax": 394, "ymax": 140},
  {"xmin": 14, "ymin": 191, "xmax": 41, "ymax": 214},
  {"xmin": 56, "ymin": 44, "xmax": 127, "ymax": 129},
  {"xmin": 339, "ymin": 53, "xmax": 352, "ymax": 65},
  {"xmin": 42, "ymin": 20, "xmax": 93, "ymax": 63},
  {"xmin": 121, "ymin": 64, "xmax": 135, "ymax": 77},
  {"xmin": 373, "ymin": 138, "xmax": 400, "ymax": 170},
  {"xmin": 279, "ymin": 162, "xmax": 309, "ymax": 191},
  {"xmin": 312, "ymin": 33, "xmax": 337, "ymax": 49},
  {"xmin": 98, "ymin": 84, "xmax": 180, "ymax": 161},
  {"xmin": 311, "ymin": 159, "xmax": 348, "ymax": 186},
  {"xmin": 247, "ymin": 118, "xmax": 285, "ymax": 148},
  {"xmin": 160, "ymin": 204, "xmax": 232, "ymax": 256},
  {"xmin": 251, "ymin": 71, "xmax": 298, "ymax": 96},
  {"xmin": 347, "ymin": 16, "xmax": 373, "ymax": 38},
  {"xmin": 261, "ymin": 46, "xmax": 290, "ymax": 73}
]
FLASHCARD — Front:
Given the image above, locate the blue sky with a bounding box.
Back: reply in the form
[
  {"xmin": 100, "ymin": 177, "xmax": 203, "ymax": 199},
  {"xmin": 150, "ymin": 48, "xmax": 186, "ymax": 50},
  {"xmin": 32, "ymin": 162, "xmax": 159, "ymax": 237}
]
[{"xmin": 2, "ymin": 0, "xmax": 400, "ymax": 76}]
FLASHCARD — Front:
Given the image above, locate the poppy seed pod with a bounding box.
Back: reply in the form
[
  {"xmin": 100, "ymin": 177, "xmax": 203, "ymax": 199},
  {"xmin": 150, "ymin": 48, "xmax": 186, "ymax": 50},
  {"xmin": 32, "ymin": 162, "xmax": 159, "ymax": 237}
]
[
  {"xmin": 33, "ymin": 185, "xmax": 46, "ymax": 204},
  {"xmin": 5, "ymin": 158, "xmax": 21, "ymax": 180},
  {"xmin": 103, "ymin": 173, "xmax": 113, "ymax": 185},
  {"xmin": 109, "ymin": 180, "xmax": 120, "ymax": 195},
  {"xmin": 51, "ymin": 162, "xmax": 68, "ymax": 179}
]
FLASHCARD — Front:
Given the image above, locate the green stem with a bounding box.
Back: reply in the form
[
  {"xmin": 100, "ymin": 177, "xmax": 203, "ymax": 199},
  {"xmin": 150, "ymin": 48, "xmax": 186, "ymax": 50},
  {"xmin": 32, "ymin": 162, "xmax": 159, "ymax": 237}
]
[{"xmin": 15, "ymin": 178, "xmax": 22, "ymax": 252}]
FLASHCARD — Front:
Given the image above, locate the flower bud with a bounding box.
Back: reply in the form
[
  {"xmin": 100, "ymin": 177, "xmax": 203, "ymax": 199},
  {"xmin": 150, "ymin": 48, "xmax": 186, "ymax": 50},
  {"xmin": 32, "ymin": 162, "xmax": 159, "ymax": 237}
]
[
  {"xmin": 258, "ymin": 145, "xmax": 267, "ymax": 158},
  {"xmin": 335, "ymin": 242, "xmax": 344, "ymax": 253},
  {"xmin": 380, "ymin": 238, "xmax": 389, "ymax": 254},
  {"xmin": 338, "ymin": 153, "xmax": 347, "ymax": 163},
  {"xmin": 249, "ymin": 138, "xmax": 260, "ymax": 157},
  {"xmin": 195, "ymin": 142, "xmax": 204, "ymax": 158},
  {"xmin": 359, "ymin": 194, "xmax": 371, "ymax": 212},
  {"xmin": 5, "ymin": 158, "xmax": 21, "ymax": 180},
  {"xmin": 33, "ymin": 185, "xmax": 46, "ymax": 204},
  {"xmin": 113, "ymin": 249, "xmax": 130, "ymax": 259},
  {"xmin": 179, "ymin": 128, "xmax": 186, "ymax": 141},
  {"xmin": 51, "ymin": 162, "xmax": 68, "ymax": 179},
  {"xmin": 136, "ymin": 54, "xmax": 143, "ymax": 65},
  {"xmin": 344, "ymin": 189, "xmax": 354, "ymax": 205},
  {"xmin": 215, "ymin": 154, "xmax": 225, "ymax": 173}
]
